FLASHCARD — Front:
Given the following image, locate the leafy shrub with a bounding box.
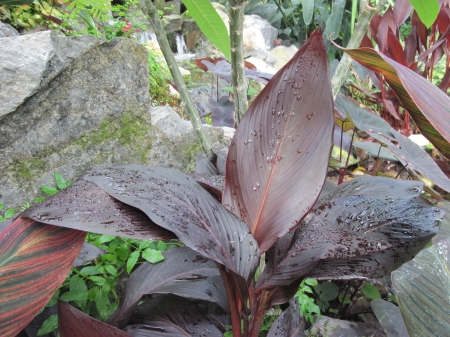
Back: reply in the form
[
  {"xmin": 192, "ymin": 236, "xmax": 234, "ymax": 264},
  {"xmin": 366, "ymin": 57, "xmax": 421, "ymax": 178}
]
[{"xmin": 1, "ymin": 27, "xmax": 450, "ymax": 337}]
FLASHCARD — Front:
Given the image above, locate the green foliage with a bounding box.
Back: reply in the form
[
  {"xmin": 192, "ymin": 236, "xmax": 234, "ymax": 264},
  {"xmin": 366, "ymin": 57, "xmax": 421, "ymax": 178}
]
[
  {"xmin": 295, "ymin": 278, "xmax": 321, "ymax": 324},
  {"xmin": 37, "ymin": 234, "xmax": 172, "ymax": 334},
  {"xmin": 360, "ymin": 282, "xmax": 381, "ymax": 300},
  {"xmin": 147, "ymin": 46, "xmax": 173, "ymax": 105},
  {"xmin": 182, "ymin": 0, "xmax": 231, "ymax": 60},
  {"xmin": 35, "ymin": 172, "xmax": 73, "ymax": 203},
  {"xmin": 408, "ymin": 0, "xmax": 439, "ymax": 28},
  {"xmin": 0, "ymin": 0, "xmax": 64, "ymax": 29},
  {"xmin": 0, "ymin": 204, "xmax": 14, "ymax": 222}
]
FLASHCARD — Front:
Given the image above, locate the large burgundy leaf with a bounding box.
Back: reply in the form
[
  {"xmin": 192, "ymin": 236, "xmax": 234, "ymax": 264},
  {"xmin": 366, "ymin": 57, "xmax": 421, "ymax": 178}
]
[
  {"xmin": 23, "ymin": 179, "xmax": 175, "ymax": 240},
  {"xmin": 306, "ymin": 196, "xmax": 443, "ymax": 281},
  {"xmin": 107, "ymin": 247, "xmax": 228, "ymax": 328},
  {"xmin": 256, "ymin": 176, "xmax": 441, "ymax": 288},
  {"xmin": 124, "ymin": 295, "xmax": 227, "ymax": 336},
  {"xmin": 0, "ymin": 217, "xmax": 86, "ymax": 337},
  {"xmin": 267, "ymin": 297, "xmax": 305, "ymax": 337},
  {"xmin": 82, "ymin": 165, "xmax": 259, "ymax": 281},
  {"xmin": 342, "ymin": 46, "xmax": 450, "ymax": 158},
  {"xmin": 223, "ymin": 28, "xmax": 334, "ymax": 252},
  {"xmin": 58, "ymin": 301, "xmax": 131, "ymax": 337}
]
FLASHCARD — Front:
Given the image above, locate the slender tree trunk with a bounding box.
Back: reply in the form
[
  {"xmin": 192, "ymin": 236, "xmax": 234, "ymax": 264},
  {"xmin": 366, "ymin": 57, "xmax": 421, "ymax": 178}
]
[
  {"xmin": 330, "ymin": 0, "xmax": 388, "ymax": 98},
  {"xmin": 142, "ymin": 0, "xmax": 213, "ymax": 158},
  {"xmin": 229, "ymin": 0, "xmax": 248, "ymax": 124}
]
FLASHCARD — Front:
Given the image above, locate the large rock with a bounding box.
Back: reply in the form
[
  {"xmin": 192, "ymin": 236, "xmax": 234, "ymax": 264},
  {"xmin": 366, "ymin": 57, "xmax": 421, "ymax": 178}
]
[
  {"xmin": 0, "ymin": 21, "xmax": 19, "ymax": 38},
  {"xmin": 269, "ymin": 45, "xmax": 299, "ymax": 70},
  {"xmin": 243, "ymin": 14, "xmax": 278, "ymax": 59},
  {"xmin": 0, "ymin": 31, "xmax": 232, "ymax": 212}
]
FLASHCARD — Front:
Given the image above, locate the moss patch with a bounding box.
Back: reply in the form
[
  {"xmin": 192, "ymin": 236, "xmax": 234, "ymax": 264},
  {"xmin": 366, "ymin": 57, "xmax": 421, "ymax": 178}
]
[{"xmin": 8, "ymin": 111, "xmax": 152, "ymax": 188}]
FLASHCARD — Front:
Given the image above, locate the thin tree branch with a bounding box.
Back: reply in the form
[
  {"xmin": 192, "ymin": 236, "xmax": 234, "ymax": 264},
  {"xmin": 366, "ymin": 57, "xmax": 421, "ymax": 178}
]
[{"xmin": 142, "ymin": 0, "xmax": 213, "ymax": 158}]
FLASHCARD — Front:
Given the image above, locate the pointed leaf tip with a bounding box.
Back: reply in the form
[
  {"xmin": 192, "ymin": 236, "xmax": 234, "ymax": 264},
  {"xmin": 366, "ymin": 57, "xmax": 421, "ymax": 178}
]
[{"xmin": 223, "ymin": 28, "xmax": 334, "ymax": 252}]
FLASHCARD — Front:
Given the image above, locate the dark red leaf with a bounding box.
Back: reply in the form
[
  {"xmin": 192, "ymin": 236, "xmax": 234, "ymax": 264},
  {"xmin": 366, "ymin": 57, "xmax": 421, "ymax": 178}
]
[
  {"xmin": 412, "ymin": 11, "xmax": 428, "ymax": 49},
  {"xmin": 267, "ymin": 297, "xmax": 305, "ymax": 337},
  {"xmin": 377, "ymin": 8, "xmax": 397, "ymax": 53},
  {"xmin": 341, "ymin": 46, "xmax": 450, "ymax": 159},
  {"xmin": 393, "ymin": 0, "xmax": 413, "ymax": 26},
  {"xmin": 437, "ymin": 5, "xmax": 450, "ymax": 34},
  {"xmin": 82, "ymin": 165, "xmax": 260, "ymax": 282},
  {"xmin": 194, "ymin": 57, "xmax": 215, "ymax": 72},
  {"xmin": 256, "ymin": 176, "xmax": 436, "ymax": 287},
  {"xmin": 387, "ymin": 28, "xmax": 407, "ymax": 66},
  {"xmin": 107, "ymin": 247, "xmax": 228, "ymax": 328},
  {"xmin": 0, "ymin": 218, "xmax": 86, "ymax": 337},
  {"xmin": 223, "ymin": 28, "xmax": 334, "ymax": 252},
  {"xmin": 306, "ymin": 195, "xmax": 443, "ymax": 281},
  {"xmin": 191, "ymin": 173, "xmax": 225, "ymax": 201},
  {"xmin": 435, "ymin": 159, "xmax": 450, "ymax": 178},
  {"xmin": 383, "ymin": 98, "xmax": 402, "ymax": 120},
  {"xmin": 210, "ymin": 96, "xmax": 236, "ymax": 127},
  {"xmin": 22, "ymin": 179, "xmax": 175, "ymax": 241},
  {"xmin": 370, "ymin": 14, "xmax": 383, "ymax": 47},
  {"xmin": 438, "ymin": 65, "xmax": 450, "ymax": 92},
  {"xmin": 404, "ymin": 26, "xmax": 418, "ymax": 65},
  {"xmin": 59, "ymin": 301, "xmax": 131, "ymax": 337},
  {"xmin": 201, "ymin": 60, "xmax": 232, "ymax": 82},
  {"xmin": 360, "ymin": 34, "xmax": 373, "ymax": 48},
  {"xmin": 124, "ymin": 295, "xmax": 227, "ymax": 336}
]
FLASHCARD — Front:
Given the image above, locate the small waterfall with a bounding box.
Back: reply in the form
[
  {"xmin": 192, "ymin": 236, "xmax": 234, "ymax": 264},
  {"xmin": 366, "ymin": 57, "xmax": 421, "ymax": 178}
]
[
  {"xmin": 174, "ymin": 33, "xmax": 195, "ymax": 61},
  {"xmin": 175, "ymin": 33, "xmax": 189, "ymax": 56}
]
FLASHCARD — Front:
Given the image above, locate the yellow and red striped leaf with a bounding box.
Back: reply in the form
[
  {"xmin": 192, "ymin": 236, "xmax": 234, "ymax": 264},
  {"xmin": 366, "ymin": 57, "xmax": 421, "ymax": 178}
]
[{"xmin": 0, "ymin": 217, "xmax": 86, "ymax": 336}]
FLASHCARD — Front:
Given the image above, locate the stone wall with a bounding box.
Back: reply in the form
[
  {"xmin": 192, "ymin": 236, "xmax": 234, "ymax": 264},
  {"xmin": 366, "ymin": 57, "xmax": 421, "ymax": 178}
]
[{"xmin": 0, "ymin": 30, "xmax": 232, "ymax": 212}]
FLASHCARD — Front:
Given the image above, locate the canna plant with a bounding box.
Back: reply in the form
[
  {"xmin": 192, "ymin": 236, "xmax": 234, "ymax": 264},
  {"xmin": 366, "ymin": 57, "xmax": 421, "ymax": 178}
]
[{"xmin": 0, "ymin": 29, "xmax": 447, "ymax": 337}]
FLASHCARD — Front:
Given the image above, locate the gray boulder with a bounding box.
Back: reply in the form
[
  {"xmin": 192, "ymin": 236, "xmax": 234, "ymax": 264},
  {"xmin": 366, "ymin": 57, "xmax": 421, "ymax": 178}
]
[
  {"xmin": 0, "ymin": 21, "xmax": 19, "ymax": 38},
  {"xmin": 0, "ymin": 31, "xmax": 232, "ymax": 212}
]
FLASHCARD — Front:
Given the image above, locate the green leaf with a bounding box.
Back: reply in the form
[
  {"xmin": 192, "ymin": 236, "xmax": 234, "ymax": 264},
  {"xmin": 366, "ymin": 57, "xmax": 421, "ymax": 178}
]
[
  {"xmin": 302, "ymin": 0, "xmax": 314, "ymax": 25},
  {"xmin": 324, "ymin": 0, "xmax": 345, "ymax": 40},
  {"xmin": 304, "ymin": 278, "xmax": 318, "ymax": 286},
  {"xmin": 408, "ymin": 0, "xmax": 439, "ymax": 27},
  {"xmin": 69, "ymin": 275, "xmax": 88, "ymax": 308},
  {"xmin": 142, "ymin": 248, "xmax": 164, "ymax": 263},
  {"xmin": 0, "ymin": 0, "xmax": 34, "ymax": 5},
  {"xmin": 54, "ymin": 172, "xmax": 67, "ymax": 190},
  {"xmin": 4, "ymin": 208, "xmax": 14, "ymax": 219},
  {"xmin": 60, "ymin": 291, "xmax": 86, "ymax": 302},
  {"xmin": 40, "ymin": 185, "xmax": 59, "ymax": 195},
  {"xmin": 89, "ymin": 276, "xmax": 107, "ymax": 286},
  {"xmin": 104, "ymin": 264, "xmax": 117, "ymax": 276},
  {"xmin": 95, "ymin": 288, "xmax": 110, "ymax": 320},
  {"xmin": 98, "ymin": 234, "xmax": 116, "ymax": 244},
  {"xmin": 138, "ymin": 241, "xmax": 152, "ymax": 250},
  {"xmin": 182, "ymin": 0, "xmax": 231, "ymax": 60},
  {"xmin": 314, "ymin": 282, "xmax": 340, "ymax": 301},
  {"xmin": 0, "ymin": 217, "xmax": 85, "ymax": 337},
  {"xmin": 126, "ymin": 250, "xmax": 140, "ymax": 274},
  {"xmin": 360, "ymin": 282, "xmax": 381, "ymax": 299},
  {"xmin": 156, "ymin": 240, "xmax": 167, "ymax": 251},
  {"xmin": 79, "ymin": 265, "xmax": 101, "ymax": 276},
  {"xmin": 37, "ymin": 314, "xmax": 58, "ymax": 336}
]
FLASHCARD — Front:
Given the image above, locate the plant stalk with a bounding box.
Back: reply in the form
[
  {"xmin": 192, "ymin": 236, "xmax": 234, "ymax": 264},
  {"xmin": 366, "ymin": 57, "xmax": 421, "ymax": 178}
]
[
  {"xmin": 217, "ymin": 264, "xmax": 242, "ymax": 337},
  {"xmin": 142, "ymin": 0, "xmax": 213, "ymax": 158},
  {"xmin": 331, "ymin": 0, "xmax": 387, "ymax": 99},
  {"xmin": 229, "ymin": 0, "xmax": 249, "ymax": 124}
]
